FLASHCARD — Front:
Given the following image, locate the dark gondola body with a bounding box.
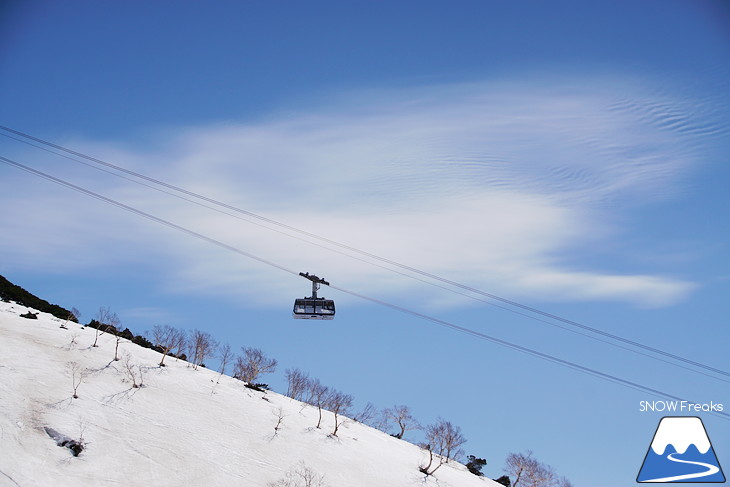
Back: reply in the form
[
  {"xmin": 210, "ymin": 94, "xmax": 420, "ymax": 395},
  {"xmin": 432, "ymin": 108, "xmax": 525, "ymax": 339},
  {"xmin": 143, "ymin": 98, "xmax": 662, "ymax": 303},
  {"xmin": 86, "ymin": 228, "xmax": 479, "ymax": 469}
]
[
  {"xmin": 292, "ymin": 297, "xmax": 335, "ymax": 319},
  {"xmin": 293, "ymin": 272, "xmax": 335, "ymax": 320}
]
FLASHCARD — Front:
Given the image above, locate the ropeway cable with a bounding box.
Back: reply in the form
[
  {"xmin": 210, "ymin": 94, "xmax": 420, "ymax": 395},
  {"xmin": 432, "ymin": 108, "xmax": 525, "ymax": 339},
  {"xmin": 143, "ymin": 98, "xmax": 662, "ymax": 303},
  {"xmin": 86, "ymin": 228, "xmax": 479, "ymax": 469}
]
[
  {"xmin": 330, "ymin": 282, "xmax": 730, "ymax": 421},
  {"xmin": 2, "ymin": 154, "xmax": 727, "ymax": 421},
  {"xmin": 0, "ymin": 155, "xmax": 299, "ymax": 278},
  {"xmin": 7, "ymin": 132, "xmax": 727, "ymax": 385},
  {"xmin": 1, "ymin": 125, "xmax": 728, "ymax": 380}
]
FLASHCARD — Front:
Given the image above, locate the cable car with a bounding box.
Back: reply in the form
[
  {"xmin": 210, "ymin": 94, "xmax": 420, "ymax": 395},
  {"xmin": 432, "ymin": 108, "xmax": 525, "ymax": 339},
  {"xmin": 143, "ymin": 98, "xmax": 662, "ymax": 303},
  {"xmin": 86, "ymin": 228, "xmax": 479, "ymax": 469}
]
[{"xmin": 293, "ymin": 272, "xmax": 335, "ymax": 320}]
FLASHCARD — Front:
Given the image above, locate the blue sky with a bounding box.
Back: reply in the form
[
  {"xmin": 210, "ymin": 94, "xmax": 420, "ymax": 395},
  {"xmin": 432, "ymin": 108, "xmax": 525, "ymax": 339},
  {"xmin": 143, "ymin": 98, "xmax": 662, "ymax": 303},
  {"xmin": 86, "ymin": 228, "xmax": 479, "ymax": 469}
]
[{"xmin": 1, "ymin": 1, "xmax": 729, "ymax": 485}]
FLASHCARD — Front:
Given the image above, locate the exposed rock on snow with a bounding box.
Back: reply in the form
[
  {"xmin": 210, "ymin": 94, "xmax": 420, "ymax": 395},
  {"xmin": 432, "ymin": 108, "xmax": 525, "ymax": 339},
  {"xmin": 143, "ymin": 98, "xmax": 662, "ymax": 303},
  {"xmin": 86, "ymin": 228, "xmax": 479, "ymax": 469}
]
[{"xmin": 44, "ymin": 427, "xmax": 84, "ymax": 457}]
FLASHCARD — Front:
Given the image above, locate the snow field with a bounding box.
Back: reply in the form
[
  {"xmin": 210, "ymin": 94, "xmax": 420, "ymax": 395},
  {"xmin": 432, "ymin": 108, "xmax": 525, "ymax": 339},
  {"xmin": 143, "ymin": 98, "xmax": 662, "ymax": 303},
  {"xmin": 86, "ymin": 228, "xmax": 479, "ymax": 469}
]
[{"xmin": 0, "ymin": 301, "xmax": 498, "ymax": 486}]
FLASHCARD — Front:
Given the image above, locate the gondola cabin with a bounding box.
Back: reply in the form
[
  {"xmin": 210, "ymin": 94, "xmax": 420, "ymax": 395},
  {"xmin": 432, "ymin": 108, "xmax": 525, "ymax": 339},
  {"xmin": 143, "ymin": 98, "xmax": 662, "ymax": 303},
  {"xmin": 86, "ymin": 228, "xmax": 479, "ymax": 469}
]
[
  {"xmin": 293, "ymin": 272, "xmax": 335, "ymax": 320},
  {"xmin": 293, "ymin": 297, "xmax": 335, "ymax": 320}
]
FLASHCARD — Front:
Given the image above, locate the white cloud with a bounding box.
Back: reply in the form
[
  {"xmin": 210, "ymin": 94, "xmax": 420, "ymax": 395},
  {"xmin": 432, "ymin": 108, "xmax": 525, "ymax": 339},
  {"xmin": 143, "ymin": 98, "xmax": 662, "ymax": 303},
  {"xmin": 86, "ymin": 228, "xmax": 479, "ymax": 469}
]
[{"xmin": 0, "ymin": 76, "xmax": 707, "ymax": 308}]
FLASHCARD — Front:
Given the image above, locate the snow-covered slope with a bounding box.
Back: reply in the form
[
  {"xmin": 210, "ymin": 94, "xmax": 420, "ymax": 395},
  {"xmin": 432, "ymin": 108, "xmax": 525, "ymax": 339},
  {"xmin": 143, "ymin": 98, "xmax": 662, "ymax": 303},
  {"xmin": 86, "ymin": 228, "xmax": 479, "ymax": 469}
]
[{"xmin": 0, "ymin": 301, "xmax": 499, "ymax": 487}]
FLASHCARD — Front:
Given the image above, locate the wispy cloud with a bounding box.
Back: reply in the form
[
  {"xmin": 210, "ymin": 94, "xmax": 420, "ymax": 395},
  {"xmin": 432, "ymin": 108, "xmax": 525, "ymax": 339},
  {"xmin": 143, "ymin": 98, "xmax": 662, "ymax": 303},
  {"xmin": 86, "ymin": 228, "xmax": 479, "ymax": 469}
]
[{"xmin": 2, "ymin": 76, "xmax": 714, "ymax": 308}]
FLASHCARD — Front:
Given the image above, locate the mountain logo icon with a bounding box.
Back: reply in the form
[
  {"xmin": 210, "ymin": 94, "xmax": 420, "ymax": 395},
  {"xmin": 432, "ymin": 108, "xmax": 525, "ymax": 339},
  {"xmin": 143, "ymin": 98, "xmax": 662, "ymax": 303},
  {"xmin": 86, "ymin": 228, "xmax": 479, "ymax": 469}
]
[{"xmin": 637, "ymin": 416, "xmax": 726, "ymax": 483}]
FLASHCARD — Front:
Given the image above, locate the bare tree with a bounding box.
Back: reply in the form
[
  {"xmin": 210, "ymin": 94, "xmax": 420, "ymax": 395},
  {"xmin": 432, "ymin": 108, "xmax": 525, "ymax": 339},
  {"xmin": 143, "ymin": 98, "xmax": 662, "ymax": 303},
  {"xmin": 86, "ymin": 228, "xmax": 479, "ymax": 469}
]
[
  {"xmin": 68, "ymin": 361, "xmax": 88, "ymax": 399},
  {"xmin": 172, "ymin": 328, "xmax": 188, "ymax": 361},
  {"xmin": 113, "ymin": 318, "xmax": 125, "ymax": 361},
  {"xmin": 307, "ymin": 378, "xmax": 329, "ymax": 429},
  {"xmin": 325, "ymin": 389, "xmax": 353, "ymax": 436},
  {"xmin": 285, "ymin": 368, "xmax": 311, "ymax": 401},
  {"xmin": 383, "ymin": 404, "xmax": 420, "ymax": 439},
  {"xmin": 353, "ymin": 402, "xmax": 379, "ymax": 426},
  {"xmin": 67, "ymin": 332, "xmax": 79, "ymax": 350},
  {"xmin": 150, "ymin": 325, "xmax": 184, "ymax": 366},
  {"xmin": 419, "ymin": 419, "xmax": 467, "ymax": 476},
  {"xmin": 233, "ymin": 355, "xmax": 244, "ymax": 380},
  {"xmin": 272, "ymin": 407, "xmax": 286, "ymax": 437},
  {"xmin": 440, "ymin": 420, "xmax": 466, "ymax": 463},
  {"xmin": 268, "ymin": 461, "xmax": 329, "ymax": 487},
  {"xmin": 122, "ymin": 352, "xmax": 144, "ymax": 388},
  {"xmin": 504, "ymin": 451, "xmax": 571, "ymax": 487},
  {"xmin": 92, "ymin": 306, "xmax": 119, "ymax": 347},
  {"xmin": 62, "ymin": 307, "xmax": 81, "ymax": 329},
  {"xmin": 506, "ymin": 451, "xmax": 531, "ymax": 487},
  {"xmin": 233, "ymin": 347, "xmax": 278, "ymax": 385},
  {"xmin": 216, "ymin": 343, "xmax": 233, "ymax": 383},
  {"xmin": 190, "ymin": 329, "xmax": 218, "ymax": 370}
]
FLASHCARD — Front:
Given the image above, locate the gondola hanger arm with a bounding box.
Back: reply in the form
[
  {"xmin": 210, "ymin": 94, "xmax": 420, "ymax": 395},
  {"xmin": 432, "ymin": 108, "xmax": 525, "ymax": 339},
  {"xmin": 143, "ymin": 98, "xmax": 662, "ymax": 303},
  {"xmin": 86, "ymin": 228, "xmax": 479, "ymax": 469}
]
[{"xmin": 299, "ymin": 272, "xmax": 330, "ymax": 286}]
